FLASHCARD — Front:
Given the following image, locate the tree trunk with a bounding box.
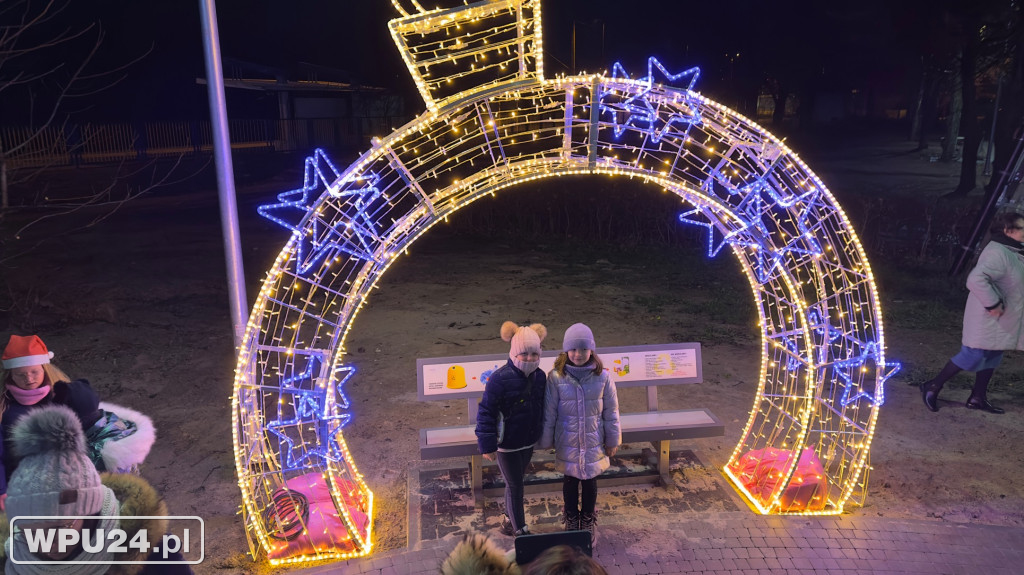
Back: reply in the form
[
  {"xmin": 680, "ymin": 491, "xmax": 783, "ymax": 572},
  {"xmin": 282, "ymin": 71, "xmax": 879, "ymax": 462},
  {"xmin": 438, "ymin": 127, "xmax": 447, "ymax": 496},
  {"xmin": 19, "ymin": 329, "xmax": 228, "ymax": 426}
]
[
  {"xmin": 1, "ymin": 152, "xmax": 7, "ymax": 211},
  {"xmin": 917, "ymin": 79, "xmax": 938, "ymax": 152},
  {"xmin": 772, "ymin": 90, "xmax": 787, "ymax": 126},
  {"xmin": 798, "ymin": 81, "xmax": 816, "ymax": 131},
  {"xmin": 910, "ymin": 71, "xmax": 927, "ymax": 142},
  {"xmin": 952, "ymin": 23, "xmax": 981, "ymax": 197},
  {"xmin": 985, "ymin": 12, "xmax": 1024, "ymax": 199},
  {"xmin": 940, "ymin": 50, "xmax": 963, "ymax": 163}
]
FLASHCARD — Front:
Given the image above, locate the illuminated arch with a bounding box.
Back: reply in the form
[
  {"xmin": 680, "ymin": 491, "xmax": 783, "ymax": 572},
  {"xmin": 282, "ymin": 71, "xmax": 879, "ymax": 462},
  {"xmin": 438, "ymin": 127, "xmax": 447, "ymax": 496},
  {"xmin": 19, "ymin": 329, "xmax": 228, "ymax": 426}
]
[{"xmin": 232, "ymin": 0, "xmax": 899, "ymax": 564}]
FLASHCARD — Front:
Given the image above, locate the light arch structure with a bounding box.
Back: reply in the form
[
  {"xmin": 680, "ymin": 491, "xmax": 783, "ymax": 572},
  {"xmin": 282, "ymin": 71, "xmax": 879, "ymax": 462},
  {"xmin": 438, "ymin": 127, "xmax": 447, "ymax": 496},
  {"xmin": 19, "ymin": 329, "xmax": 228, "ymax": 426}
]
[{"xmin": 232, "ymin": 0, "xmax": 899, "ymax": 564}]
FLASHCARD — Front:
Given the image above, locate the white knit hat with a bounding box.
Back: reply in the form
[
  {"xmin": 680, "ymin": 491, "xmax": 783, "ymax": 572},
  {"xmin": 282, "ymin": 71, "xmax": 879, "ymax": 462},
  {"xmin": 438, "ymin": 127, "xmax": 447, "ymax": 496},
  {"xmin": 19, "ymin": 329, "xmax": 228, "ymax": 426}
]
[
  {"xmin": 562, "ymin": 323, "xmax": 596, "ymax": 352},
  {"xmin": 500, "ymin": 321, "xmax": 547, "ymax": 360},
  {"xmin": 6, "ymin": 405, "xmax": 112, "ymax": 519}
]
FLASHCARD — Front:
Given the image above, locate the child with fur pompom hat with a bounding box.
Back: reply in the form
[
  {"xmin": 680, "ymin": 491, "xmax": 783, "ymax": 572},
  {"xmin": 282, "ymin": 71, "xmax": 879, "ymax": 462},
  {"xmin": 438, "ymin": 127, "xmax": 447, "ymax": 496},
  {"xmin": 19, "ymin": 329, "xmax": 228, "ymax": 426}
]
[
  {"xmin": 474, "ymin": 321, "xmax": 547, "ymax": 538},
  {"xmin": 0, "ymin": 335, "xmax": 156, "ymax": 512},
  {"xmin": 0, "ymin": 405, "xmax": 191, "ymax": 574}
]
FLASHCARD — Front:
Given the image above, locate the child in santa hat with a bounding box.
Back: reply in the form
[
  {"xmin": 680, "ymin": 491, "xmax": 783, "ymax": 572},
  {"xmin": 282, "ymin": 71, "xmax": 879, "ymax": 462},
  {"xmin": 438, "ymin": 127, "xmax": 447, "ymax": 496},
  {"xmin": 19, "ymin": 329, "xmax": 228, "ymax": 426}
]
[{"xmin": 0, "ymin": 334, "xmax": 156, "ymax": 511}]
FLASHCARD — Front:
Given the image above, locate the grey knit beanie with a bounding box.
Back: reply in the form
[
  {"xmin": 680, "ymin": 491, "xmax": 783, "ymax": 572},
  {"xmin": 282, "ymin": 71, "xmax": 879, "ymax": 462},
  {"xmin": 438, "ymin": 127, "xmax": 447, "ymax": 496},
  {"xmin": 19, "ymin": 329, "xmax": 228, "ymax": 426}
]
[
  {"xmin": 6, "ymin": 405, "xmax": 110, "ymax": 519},
  {"xmin": 562, "ymin": 323, "xmax": 596, "ymax": 352}
]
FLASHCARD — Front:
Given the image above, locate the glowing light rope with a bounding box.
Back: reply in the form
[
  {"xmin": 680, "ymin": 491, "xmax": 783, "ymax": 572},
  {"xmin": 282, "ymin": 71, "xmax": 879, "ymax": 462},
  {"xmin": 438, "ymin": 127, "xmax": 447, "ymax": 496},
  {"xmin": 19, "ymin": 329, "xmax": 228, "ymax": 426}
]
[{"xmin": 234, "ymin": 0, "xmax": 900, "ymax": 564}]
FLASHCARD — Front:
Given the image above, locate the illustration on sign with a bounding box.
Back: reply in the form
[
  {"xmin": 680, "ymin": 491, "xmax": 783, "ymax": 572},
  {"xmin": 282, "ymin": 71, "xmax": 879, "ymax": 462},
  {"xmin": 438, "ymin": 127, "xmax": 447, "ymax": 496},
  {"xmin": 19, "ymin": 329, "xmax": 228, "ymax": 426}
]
[
  {"xmin": 609, "ymin": 349, "xmax": 697, "ymax": 383},
  {"xmin": 613, "ymin": 356, "xmax": 630, "ymax": 376},
  {"xmin": 446, "ymin": 365, "xmax": 467, "ymax": 389}
]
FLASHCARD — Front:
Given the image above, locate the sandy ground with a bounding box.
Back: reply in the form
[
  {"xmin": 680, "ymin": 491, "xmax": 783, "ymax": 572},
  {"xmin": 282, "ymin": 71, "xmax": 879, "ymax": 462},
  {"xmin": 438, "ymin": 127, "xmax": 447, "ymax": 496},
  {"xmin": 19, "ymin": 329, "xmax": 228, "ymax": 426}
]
[{"xmin": 2, "ymin": 133, "xmax": 1023, "ymax": 573}]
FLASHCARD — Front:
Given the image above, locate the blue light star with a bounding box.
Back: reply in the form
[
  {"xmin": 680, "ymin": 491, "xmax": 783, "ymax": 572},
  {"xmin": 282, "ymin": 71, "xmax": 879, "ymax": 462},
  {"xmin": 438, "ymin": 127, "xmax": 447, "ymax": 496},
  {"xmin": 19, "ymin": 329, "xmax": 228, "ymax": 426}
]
[
  {"xmin": 257, "ymin": 149, "xmax": 340, "ymax": 234},
  {"xmin": 258, "ymin": 149, "xmax": 384, "ymax": 275},
  {"xmin": 832, "ymin": 342, "xmax": 901, "ymax": 408},
  {"xmin": 599, "ymin": 57, "xmax": 702, "ymax": 142},
  {"xmin": 678, "ymin": 208, "xmax": 731, "ymax": 257},
  {"xmin": 266, "ymin": 356, "xmax": 356, "ymax": 471},
  {"xmin": 679, "ymin": 172, "xmax": 825, "ymax": 284}
]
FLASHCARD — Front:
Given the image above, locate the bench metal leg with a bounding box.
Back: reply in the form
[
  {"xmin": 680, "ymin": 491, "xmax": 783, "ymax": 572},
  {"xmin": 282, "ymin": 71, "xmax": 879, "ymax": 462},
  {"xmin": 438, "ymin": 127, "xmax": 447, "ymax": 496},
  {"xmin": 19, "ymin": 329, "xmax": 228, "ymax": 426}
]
[
  {"xmin": 470, "ymin": 454, "xmax": 483, "ymax": 507},
  {"xmin": 658, "ymin": 440, "xmax": 672, "ymax": 486}
]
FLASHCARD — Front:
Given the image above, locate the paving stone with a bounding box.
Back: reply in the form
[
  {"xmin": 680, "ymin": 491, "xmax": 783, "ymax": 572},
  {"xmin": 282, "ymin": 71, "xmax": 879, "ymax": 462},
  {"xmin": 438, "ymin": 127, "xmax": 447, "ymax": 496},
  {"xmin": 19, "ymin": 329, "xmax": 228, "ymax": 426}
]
[{"xmin": 290, "ymin": 470, "xmax": 1024, "ymax": 575}]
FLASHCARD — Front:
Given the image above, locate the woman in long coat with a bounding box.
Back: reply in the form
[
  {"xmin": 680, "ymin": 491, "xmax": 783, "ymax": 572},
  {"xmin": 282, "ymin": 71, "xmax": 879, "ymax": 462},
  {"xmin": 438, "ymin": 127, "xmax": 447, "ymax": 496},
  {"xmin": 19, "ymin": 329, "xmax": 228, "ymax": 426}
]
[{"xmin": 921, "ymin": 211, "xmax": 1024, "ymax": 413}]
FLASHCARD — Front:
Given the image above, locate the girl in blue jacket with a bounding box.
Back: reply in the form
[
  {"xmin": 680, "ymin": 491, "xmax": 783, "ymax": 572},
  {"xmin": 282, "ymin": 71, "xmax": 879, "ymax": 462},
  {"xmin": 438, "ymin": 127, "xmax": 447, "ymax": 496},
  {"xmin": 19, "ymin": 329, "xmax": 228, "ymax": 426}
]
[
  {"xmin": 475, "ymin": 321, "xmax": 548, "ymax": 537},
  {"xmin": 0, "ymin": 335, "xmax": 156, "ymax": 511},
  {"xmin": 540, "ymin": 323, "xmax": 621, "ymax": 545}
]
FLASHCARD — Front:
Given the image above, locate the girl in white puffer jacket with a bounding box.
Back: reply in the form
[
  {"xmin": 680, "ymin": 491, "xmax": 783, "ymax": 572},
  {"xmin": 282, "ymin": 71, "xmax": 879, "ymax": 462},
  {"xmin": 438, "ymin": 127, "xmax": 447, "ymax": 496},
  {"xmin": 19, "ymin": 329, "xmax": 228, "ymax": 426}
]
[{"xmin": 539, "ymin": 323, "xmax": 621, "ymax": 545}]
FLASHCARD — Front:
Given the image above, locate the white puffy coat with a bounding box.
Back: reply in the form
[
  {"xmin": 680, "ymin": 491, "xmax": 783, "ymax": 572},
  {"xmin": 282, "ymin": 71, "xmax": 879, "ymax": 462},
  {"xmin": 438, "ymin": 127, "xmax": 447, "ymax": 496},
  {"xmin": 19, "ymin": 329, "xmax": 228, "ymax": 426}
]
[
  {"xmin": 539, "ymin": 364, "xmax": 621, "ymax": 480},
  {"xmin": 962, "ymin": 240, "xmax": 1024, "ymax": 351}
]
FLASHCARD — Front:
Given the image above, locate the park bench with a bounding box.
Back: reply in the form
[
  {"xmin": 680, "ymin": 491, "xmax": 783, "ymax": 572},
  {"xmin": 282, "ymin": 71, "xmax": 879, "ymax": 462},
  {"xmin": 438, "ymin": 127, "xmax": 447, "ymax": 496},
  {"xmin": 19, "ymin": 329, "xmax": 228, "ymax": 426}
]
[{"xmin": 416, "ymin": 343, "xmax": 724, "ymax": 497}]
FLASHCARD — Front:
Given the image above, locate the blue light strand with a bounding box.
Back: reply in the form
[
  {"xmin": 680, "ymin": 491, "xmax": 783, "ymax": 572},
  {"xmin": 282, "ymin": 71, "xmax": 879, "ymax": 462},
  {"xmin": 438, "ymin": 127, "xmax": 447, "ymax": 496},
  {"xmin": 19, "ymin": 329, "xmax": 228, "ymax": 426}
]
[
  {"xmin": 266, "ymin": 355, "xmax": 356, "ymax": 471},
  {"xmin": 832, "ymin": 342, "xmax": 901, "ymax": 408},
  {"xmin": 258, "ymin": 149, "xmax": 385, "ymax": 275},
  {"xmin": 677, "ymin": 174, "xmax": 825, "ymax": 284},
  {"xmin": 598, "ymin": 57, "xmax": 702, "ymax": 142}
]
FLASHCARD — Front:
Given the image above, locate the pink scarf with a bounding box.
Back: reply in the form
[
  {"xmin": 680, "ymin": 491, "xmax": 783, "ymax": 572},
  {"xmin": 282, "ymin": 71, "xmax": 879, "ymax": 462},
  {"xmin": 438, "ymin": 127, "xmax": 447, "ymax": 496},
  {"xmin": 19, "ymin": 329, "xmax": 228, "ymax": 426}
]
[{"xmin": 8, "ymin": 384, "xmax": 51, "ymax": 406}]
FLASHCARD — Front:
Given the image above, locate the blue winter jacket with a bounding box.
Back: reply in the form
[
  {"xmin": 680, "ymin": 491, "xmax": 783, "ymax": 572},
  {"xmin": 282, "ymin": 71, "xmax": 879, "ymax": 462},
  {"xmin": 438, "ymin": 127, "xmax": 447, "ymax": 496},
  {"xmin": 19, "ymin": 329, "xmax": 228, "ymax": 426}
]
[
  {"xmin": 475, "ymin": 360, "xmax": 546, "ymax": 454},
  {"xmin": 0, "ymin": 379, "xmax": 102, "ymax": 494}
]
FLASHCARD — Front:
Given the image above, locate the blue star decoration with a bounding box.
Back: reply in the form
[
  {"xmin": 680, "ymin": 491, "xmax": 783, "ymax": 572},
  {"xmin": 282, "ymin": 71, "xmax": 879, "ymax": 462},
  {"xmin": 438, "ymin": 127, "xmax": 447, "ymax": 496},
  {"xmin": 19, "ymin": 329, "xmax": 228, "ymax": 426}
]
[
  {"xmin": 598, "ymin": 57, "xmax": 702, "ymax": 142},
  {"xmin": 767, "ymin": 331, "xmax": 807, "ymax": 371},
  {"xmin": 807, "ymin": 307, "xmax": 841, "ymax": 364},
  {"xmin": 831, "ymin": 342, "xmax": 901, "ymax": 408},
  {"xmin": 266, "ymin": 355, "xmax": 355, "ymax": 471},
  {"xmin": 678, "ymin": 174, "xmax": 823, "ymax": 284},
  {"xmin": 258, "ymin": 148, "xmax": 384, "ymax": 275}
]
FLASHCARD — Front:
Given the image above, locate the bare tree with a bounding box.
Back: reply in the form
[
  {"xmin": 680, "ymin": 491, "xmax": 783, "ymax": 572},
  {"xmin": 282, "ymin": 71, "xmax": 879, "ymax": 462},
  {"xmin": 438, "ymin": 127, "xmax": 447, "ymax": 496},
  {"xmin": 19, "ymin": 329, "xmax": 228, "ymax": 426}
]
[
  {"xmin": 0, "ymin": 0, "xmax": 146, "ymax": 209},
  {"xmin": 940, "ymin": 0, "xmax": 1021, "ymax": 196}
]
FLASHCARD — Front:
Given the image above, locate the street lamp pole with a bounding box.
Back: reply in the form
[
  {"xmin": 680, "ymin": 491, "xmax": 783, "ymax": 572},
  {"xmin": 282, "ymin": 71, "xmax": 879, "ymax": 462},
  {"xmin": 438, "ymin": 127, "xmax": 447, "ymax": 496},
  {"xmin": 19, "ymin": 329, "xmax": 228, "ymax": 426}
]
[{"xmin": 199, "ymin": 0, "xmax": 248, "ymax": 349}]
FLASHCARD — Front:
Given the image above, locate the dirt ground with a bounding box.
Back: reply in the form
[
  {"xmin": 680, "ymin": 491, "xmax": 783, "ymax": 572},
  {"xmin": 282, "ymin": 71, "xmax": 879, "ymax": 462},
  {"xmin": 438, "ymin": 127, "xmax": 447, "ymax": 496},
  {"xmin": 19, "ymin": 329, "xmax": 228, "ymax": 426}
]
[{"xmin": 2, "ymin": 131, "xmax": 1024, "ymax": 573}]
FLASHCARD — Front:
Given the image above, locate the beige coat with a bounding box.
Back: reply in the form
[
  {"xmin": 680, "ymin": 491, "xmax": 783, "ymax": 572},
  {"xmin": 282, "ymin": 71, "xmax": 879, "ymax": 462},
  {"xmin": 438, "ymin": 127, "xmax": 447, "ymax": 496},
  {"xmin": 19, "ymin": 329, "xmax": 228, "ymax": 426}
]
[{"xmin": 962, "ymin": 240, "xmax": 1024, "ymax": 351}]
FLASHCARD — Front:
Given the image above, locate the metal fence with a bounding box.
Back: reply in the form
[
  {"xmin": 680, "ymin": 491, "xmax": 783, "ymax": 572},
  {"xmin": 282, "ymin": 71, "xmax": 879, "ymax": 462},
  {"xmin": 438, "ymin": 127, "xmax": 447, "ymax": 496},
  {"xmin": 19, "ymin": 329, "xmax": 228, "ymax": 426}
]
[{"xmin": 0, "ymin": 117, "xmax": 408, "ymax": 169}]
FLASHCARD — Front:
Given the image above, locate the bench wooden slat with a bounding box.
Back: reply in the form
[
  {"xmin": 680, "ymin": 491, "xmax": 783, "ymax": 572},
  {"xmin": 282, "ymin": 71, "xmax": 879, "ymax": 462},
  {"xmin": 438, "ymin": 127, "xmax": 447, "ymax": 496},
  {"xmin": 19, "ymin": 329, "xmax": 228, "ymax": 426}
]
[{"xmin": 419, "ymin": 408, "xmax": 724, "ymax": 460}]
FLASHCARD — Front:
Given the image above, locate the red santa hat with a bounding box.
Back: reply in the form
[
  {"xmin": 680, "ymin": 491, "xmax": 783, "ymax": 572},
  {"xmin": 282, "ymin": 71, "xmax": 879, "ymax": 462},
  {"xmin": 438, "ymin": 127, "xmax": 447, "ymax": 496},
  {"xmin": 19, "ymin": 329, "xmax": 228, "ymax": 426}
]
[{"xmin": 2, "ymin": 335, "xmax": 55, "ymax": 369}]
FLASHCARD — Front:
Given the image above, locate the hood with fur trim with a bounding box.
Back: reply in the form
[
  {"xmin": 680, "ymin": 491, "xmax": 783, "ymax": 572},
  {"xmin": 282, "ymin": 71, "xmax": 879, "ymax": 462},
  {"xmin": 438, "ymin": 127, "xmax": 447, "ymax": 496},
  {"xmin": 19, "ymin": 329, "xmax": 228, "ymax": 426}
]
[
  {"xmin": 0, "ymin": 472, "xmax": 171, "ymax": 575},
  {"xmin": 440, "ymin": 531, "xmax": 520, "ymax": 575}
]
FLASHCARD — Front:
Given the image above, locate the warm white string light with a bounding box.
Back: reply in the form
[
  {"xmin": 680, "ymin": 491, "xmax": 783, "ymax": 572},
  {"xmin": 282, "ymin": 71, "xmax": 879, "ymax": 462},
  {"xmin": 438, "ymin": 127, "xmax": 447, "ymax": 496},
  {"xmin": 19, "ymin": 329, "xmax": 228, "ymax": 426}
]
[{"xmin": 233, "ymin": 0, "xmax": 898, "ymax": 564}]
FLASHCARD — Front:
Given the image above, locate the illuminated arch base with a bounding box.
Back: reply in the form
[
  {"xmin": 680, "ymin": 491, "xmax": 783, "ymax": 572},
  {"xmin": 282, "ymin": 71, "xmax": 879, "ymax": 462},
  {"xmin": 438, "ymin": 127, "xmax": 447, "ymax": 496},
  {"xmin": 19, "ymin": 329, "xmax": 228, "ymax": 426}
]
[{"xmin": 232, "ymin": 0, "xmax": 899, "ymax": 564}]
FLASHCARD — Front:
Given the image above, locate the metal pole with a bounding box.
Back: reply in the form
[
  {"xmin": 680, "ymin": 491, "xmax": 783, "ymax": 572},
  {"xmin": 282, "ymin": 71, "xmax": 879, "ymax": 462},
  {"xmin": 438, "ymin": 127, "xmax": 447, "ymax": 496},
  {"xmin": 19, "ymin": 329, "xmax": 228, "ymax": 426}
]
[
  {"xmin": 199, "ymin": 0, "xmax": 248, "ymax": 348},
  {"xmin": 571, "ymin": 21, "xmax": 576, "ymax": 75},
  {"xmin": 983, "ymin": 75, "xmax": 1003, "ymax": 177}
]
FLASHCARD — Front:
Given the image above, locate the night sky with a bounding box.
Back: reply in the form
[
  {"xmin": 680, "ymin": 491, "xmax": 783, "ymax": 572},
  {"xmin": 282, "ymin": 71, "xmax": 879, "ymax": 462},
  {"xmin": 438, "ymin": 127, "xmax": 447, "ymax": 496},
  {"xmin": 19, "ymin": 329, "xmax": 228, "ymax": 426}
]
[{"xmin": 12, "ymin": 0, "xmax": 928, "ymax": 122}]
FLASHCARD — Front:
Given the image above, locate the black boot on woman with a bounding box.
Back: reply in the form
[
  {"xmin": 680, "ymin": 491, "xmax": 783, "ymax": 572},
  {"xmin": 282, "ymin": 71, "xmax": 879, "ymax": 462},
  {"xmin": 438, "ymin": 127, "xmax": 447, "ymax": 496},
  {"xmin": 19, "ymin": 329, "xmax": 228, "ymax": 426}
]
[
  {"xmin": 966, "ymin": 369, "xmax": 1005, "ymax": 414},
  {"xmin": 920, "ymin": 361, "xmax": 961, "ymax": 412}
]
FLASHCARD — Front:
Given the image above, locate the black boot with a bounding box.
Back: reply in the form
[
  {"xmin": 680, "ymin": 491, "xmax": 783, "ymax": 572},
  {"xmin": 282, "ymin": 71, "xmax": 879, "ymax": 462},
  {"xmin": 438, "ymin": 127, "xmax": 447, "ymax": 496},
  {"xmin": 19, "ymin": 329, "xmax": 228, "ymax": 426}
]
[
  {"xmin": 966, "ymin": 369, "xmax": 1004, "ymax": 414},
  {"xmin": 499, "ymin": 513, "xmax": 514, "ymax": 536},
  {"xmin": 580, "ymin": 512, "xmax": 598, "ymax": 545},
  {"xmin": 562, "ymin": 508, "xmax": 580, "ymax": 531},
  {"xmin": 920, "ymin": 361, "xmax": 961, "ymax": 412}
]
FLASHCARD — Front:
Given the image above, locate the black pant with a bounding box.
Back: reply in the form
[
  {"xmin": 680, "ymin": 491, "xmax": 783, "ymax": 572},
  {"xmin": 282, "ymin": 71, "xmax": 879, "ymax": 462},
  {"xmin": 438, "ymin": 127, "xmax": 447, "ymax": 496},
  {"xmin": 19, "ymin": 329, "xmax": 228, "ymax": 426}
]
[
  {"xmin": 563, "ymin": 474, "xmax": 598, "ymax": 514},
  {"xmin": 496, "ymin": 447, "xmax": 534, "ymax": 531}
]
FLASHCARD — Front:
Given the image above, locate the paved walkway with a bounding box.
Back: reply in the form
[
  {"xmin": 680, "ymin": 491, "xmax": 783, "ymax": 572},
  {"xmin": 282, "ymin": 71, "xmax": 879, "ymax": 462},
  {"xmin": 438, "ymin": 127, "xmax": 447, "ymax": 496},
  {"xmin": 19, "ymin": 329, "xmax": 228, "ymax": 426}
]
[
  {"xmin": 299, "ymin": 511, "xmax": 1024, "ymax": 575},
  {"xmin": 289, "ymin": 452, "xmax": 1024, "ymax": 574}
]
